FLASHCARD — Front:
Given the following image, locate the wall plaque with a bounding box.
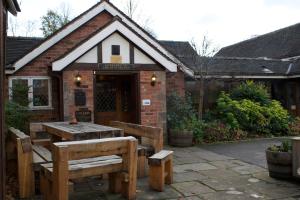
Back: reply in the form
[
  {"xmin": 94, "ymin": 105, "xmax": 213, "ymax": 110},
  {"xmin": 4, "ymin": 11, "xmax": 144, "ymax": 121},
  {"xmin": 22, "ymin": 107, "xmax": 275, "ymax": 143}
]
[
  {"xmin": 75, "ymin": 110, "xmax": 92, "ymax": 122},
  {"xmin": 74, "ymin": 89, "xmax": 86, "ymax": 106}
]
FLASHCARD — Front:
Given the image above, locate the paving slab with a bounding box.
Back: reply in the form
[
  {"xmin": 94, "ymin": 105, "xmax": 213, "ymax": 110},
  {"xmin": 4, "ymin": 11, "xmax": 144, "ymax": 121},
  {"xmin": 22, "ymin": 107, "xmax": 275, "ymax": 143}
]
[
  {"xmin": 174, "ymin": 163, "xmax": 217, "ymax": 173},
  {"xmin": 173, "ymin": 171, "xmax": 208, "ymax": 183},
  {"xmin": 172, "ymin": 181, "xmax": 215, "ymax": 197}
]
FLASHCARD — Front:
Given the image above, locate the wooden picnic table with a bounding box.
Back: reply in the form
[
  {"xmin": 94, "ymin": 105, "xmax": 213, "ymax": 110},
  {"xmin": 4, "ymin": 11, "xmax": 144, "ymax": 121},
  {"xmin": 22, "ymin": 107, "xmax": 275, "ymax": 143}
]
[{"xmin": 42, "ymin": 122, "xmax": 123, "ymax": 142}]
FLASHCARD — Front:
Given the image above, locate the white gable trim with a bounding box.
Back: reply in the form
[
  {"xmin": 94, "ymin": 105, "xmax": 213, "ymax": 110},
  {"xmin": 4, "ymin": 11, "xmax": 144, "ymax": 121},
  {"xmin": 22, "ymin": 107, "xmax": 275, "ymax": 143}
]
[
  {"xmin": 52, "ymin": 20, "xmax": 177, "ymax": 72},
  {"xmin": 9, "ymin": 1, "xmax": 192, "ymax": 75}
]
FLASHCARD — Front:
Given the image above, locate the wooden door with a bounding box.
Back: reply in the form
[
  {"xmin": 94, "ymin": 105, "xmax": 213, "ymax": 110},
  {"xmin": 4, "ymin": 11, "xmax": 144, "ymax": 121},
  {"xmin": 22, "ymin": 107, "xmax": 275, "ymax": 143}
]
[{"xmin": 94, "ymin": 75, "xmax": 138, "ymax": 125}]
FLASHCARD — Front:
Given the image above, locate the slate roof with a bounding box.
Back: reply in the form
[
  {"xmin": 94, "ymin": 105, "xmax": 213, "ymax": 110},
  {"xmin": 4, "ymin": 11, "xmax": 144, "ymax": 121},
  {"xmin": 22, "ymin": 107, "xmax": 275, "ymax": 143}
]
[
  {"xmin": 6, "ymin": 36, "xmax": 43, "ymax": 65},
  {"xmin": 192, "ymin": 57, "xmax": 296, "ymax": 76},
  {"xmin": 159, "ymin": 40, "xmax": 199, "ymax": 68},
  {"xmin": 7, "ymin": 37, "xmax": 300, "ymax": 77},
  {"xmin": 216, "ymin": 23, "xmax": 300, "ymax": 59}
]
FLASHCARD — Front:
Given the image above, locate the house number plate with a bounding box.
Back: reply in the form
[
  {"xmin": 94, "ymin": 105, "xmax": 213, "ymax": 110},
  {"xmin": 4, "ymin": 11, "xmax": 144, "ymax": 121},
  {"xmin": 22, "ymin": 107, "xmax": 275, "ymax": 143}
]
[{"xmin": 142, "ymin": 99, "xmax": 151, "ymax": 106}]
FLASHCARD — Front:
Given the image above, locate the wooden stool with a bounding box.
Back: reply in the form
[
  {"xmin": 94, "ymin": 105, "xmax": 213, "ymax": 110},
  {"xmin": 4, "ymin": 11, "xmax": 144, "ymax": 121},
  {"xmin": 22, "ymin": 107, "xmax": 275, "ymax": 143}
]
[{"xmin": 148, "ymin": 150, "xmax": 173, "ymax": 192}]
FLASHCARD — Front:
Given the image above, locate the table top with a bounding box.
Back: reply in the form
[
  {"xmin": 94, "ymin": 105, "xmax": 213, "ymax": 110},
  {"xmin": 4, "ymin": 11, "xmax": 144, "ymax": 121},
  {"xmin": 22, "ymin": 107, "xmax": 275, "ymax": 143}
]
[{"xmin": 43, "ymin": 122, "xmax": 123, "ymax": 140}]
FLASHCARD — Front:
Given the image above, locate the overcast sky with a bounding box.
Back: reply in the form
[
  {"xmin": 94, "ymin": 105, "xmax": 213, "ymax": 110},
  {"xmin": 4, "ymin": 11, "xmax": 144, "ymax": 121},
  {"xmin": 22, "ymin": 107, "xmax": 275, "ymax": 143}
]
[{"xmin": 9, "ymin": 0, "xmax": 300, "ymax": 49}]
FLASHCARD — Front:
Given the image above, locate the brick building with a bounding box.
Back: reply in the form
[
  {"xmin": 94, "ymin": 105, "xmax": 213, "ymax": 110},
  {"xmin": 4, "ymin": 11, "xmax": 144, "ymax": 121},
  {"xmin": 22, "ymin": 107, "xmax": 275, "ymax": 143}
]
[{"xmin": 5, "ymin": 0, "xmax": 193, "ymax": 136}]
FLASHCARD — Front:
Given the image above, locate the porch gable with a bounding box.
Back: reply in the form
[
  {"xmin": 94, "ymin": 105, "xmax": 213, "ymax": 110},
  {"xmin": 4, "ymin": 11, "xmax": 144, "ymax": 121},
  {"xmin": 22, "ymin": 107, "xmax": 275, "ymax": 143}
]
[{"xmin": 52, "ymin": 19, "xmax": 176, "ymax": 72}]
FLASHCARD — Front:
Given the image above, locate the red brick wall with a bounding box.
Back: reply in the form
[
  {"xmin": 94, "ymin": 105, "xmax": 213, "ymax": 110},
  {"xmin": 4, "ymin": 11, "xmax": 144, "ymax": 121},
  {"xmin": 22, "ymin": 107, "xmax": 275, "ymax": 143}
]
[
  {"xmin": 62, "ymin": 70, "xmax": 94, "ymax": 121},
  {"xmin": 140, "ymin": 71, "xmax": 167, "ymax": 134},
  {"xmin": 5, "ymin": 12, "xmax": 113, "ymax": 122},
  {"xmin": 166, "ymin": 70, "xmax": 185, "ymax": 97}
]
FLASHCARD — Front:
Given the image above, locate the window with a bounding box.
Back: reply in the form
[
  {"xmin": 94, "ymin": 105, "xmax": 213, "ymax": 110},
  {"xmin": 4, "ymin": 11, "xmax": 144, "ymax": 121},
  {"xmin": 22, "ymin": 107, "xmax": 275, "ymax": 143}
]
[
  {"xmin": 111, "ymin": 45, "xmax": 120, "ymax": 55},
  {"xmin": 9, "ymin": 76, "xmax": 52, "ymax": 109}
]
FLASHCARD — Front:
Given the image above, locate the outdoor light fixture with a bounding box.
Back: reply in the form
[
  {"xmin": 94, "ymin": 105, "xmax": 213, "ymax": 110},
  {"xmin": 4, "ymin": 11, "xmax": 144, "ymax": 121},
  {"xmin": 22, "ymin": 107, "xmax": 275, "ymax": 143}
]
[
  {"xmin": 75, "ymin": 73, "xmax": 82, "ymax": 87},
  {"xmin": 151, "ymin": 73, "xmax": 157, "ymax": 86}
]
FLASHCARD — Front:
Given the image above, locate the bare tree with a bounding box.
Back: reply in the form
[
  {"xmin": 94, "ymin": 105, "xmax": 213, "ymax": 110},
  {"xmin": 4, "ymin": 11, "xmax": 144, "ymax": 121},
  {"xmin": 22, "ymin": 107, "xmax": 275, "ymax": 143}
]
[
  {"xmin": 122, "ymin": 0, "xmax": 157, "ymax": 38},
  {"xmin": 190, "ymin": 35, "xmax": 219, "ymax": 119},
  {"xmin": 124, "ymin": 0, "xmax": 138, "ymax": 19},
  {"xmin": 24, "ymin": 20, "xmax": 37, "ymax": 37},
  {"xmin": 8, "ymin": 16, "xmax": 19, "ymax": 36}
]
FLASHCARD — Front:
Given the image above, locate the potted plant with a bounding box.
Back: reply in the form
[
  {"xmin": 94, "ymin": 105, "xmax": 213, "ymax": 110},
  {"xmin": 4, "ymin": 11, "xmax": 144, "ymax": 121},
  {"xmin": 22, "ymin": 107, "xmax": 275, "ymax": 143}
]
[
  {"xmin": 266, "ymin": 140, "xmax": 292, "ymax": 179},
  {"xmin": 169, "ymin": 118, "xmax": 194, "ymax": 147}
]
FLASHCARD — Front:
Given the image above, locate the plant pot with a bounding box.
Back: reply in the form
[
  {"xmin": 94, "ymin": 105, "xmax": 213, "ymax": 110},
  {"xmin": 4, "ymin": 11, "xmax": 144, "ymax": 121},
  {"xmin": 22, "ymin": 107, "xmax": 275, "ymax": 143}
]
[
  {"xmin": 266, "ymin": 149, "xmax": 292, "ymax": 179},
  {"xmin": 169, "ymin": 129, "xmax": 193, "ymax": 147}
]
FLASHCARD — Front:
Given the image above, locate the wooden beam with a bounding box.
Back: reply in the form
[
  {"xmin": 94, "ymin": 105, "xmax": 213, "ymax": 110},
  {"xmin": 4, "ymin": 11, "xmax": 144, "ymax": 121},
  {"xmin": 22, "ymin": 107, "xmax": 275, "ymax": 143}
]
[
  {"xmin": 130, "ymin": 43, "xmax": 134, "ymax": 64},
  {"xmin": 97, "ymin": 42, "xmax": 102, "ymax": 63}
]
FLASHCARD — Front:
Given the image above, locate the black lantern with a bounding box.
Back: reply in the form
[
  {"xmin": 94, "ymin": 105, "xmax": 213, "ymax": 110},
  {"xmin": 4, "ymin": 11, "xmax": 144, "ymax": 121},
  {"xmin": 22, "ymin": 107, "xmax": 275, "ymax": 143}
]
[
  {"xmin": 151, "ymin": 73, "xmax": 157, "ymax": 86},
  {"xmin": 75, "ymin": 73, "xmax": 82, "ymax": 87}
]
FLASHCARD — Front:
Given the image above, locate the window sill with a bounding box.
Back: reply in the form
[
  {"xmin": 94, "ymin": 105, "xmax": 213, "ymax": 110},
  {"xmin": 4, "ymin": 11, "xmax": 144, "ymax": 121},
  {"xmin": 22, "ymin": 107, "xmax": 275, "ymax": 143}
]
[{"xmin": 29, "ymin": 107, "xmax": 54, "ymax": 111}]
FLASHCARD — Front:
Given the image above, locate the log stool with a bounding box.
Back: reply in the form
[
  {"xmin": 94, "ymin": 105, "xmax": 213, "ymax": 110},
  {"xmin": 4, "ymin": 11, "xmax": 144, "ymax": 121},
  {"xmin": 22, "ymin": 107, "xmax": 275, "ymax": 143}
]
[{"xmin": 148, "ymin": 150, "xmax": 173, "ymax": 191}]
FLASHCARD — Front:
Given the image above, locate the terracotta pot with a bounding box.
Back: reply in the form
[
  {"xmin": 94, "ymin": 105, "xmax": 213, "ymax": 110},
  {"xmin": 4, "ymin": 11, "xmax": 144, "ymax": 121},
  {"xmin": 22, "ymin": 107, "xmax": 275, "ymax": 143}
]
[
  {"xmin": 169, "ymin": 129, "xmax": 193, "ymax": 147},
  {"xmin": 266, "ymin": 149, "xmax": 292, "ymax": 179}
]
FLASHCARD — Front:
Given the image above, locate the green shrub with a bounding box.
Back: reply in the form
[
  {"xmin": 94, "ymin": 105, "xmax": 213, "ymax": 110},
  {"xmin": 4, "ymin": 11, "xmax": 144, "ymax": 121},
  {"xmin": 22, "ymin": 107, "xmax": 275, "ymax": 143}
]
[
  {"xmin": 167, "ymin": 92, "xmax": 196, "ymax": 130},
  {"xmin": 5, "ymin": 102, "xmax": 30, "ymax": 133},
  {"xmin": 203, "ymin": 121, "xmax": 247, "ymax": 143},
  {"xmin": 167, "ymin": 92, "xmax": 204, "ymax": 140},
  {"xmin": 289, "ymin": 117, "xmax": 300, "ymax": 136},
  {"xmin": 230, "ymin": 80, "xmax": 270, "ymax": 105},
  {"xmin": 215, "ymin": 90, "xmax": 290, "ymax": 135},
  {"xmin": 5, "ymin": 79, "xmax": 30, "ymax": 133},
  {"xmin": 268, "ymin": 140, "xmax": 292, "ymax": 152},
  {"xmin": 203, "ymin": 121, "xmax": 231, "ymax": 142}
]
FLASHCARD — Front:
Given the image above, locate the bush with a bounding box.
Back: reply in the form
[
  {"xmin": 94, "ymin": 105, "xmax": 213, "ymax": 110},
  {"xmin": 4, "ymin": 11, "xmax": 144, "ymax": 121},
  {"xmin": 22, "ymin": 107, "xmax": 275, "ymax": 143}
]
[
  {"xmin": 167, "ymin": 92, "xmax": 204, "ymax": 140},
  {"xmin": 289, "ymin": 117, "xmax": 300, "ymax": 136},
  {"xmin": 5, "ymin": 79, "xmax": 30, "ymax": 133},
  {"xmin": 230, "ymin": 80, "xmax": 270, "ymax": 105},
  {"xmin": 167, "ymin": 92, "xmax": 195, "ymax": 130},
  {"xmin": 215, "ymin": 84, "xmax": 290, "ymax": 136},
  {"xmin": 5, "ymin": 102, "xmax": 29, "ymax": 133}
]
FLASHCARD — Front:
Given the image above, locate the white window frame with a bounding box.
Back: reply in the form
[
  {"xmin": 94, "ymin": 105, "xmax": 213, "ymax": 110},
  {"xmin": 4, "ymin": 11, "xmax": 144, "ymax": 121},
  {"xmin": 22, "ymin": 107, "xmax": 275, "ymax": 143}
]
[{"xmin": 8, "ymin": 76, "xmax": 52, "ymax": 110}]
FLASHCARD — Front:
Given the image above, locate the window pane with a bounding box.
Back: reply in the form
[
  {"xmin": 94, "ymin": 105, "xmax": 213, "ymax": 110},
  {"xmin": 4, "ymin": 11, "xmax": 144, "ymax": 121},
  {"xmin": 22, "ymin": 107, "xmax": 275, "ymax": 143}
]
[
  {"xmin": 33, "ymin": 79, "xmax": 49, "ymax": 107},
  {"xmin": 11, "ymin": 79, "xmax": 29, "ymax": 106},
  {"xmin": 111, "ymin": 45, "xmax": 120, "ymax": 55}
]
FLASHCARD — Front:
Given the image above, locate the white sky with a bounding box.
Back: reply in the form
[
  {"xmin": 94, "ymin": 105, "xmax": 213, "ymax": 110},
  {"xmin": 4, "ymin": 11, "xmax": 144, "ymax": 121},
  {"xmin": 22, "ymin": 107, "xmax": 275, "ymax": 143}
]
[{"xmin": 9, "ymin": 0, "xmax": 300, "ymax": 48}]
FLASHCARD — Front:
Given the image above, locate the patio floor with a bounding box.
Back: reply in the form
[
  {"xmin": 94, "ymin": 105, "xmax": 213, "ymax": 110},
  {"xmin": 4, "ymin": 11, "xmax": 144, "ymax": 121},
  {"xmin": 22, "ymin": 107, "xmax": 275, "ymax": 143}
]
[
  {"xmin": 23, "ymin": 145, "xmax": 300, "ymax": 200},
  {"xmin": 65, "ymin": 145, "xmax": 300, "ymax": 200}
]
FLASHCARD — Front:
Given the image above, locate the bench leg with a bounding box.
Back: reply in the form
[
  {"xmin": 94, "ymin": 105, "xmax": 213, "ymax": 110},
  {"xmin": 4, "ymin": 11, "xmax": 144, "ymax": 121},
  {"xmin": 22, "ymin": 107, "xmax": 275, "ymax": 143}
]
[
  {"xmin": 17, "ymin": 140, "xmax": 34, "ymax": 198},
  {"xmin": 293, "ymin": 138, "xmax": 300, "ymax": 178},
  {"xmin": 149, "ymin": 163, "xmax": 165, "ymax": 192},
  {"xmin": 40, "ymin": 172, "xmax": 52, "ymax": 200},
  {"xmin": 137, "ymin": 155, "xmax": 146, "ymax": 178},
  {"xmin": 165, "ymin": 156, "xmax": 173, "ymax": 185},
  {"xmin": 108, "ymin": 172, "xmax": 122, "ymax": 193}
]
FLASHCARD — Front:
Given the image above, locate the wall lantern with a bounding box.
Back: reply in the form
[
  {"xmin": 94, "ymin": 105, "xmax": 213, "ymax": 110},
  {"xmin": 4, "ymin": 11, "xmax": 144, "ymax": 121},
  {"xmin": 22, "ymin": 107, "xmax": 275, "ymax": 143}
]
[
  {"xmin": 75, "ymin": 73, "xmax": 82, "ymax": 87},
  {"xmin": 151, "ymin": 73, "xmax": 157, "ymax": 86}
]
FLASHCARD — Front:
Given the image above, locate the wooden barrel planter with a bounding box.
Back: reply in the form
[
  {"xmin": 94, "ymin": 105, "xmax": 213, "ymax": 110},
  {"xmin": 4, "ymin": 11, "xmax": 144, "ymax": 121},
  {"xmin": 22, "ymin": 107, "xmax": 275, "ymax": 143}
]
[
  {"xmin": 169, "ymin": 130, "xmax": 193, "ymax": 147},
  {"xmin": 266, "ymin": 149, "xmax": 292, "ymax": 179}
]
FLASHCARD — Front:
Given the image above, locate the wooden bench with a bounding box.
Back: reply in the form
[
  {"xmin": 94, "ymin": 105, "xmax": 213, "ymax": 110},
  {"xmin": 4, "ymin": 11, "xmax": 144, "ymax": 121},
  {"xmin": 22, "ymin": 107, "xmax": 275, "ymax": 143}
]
[
  {"xmin": 148, "ymin": 150, "xmax": 173, "ymax": 192},
  {"xmin": 40, "ymin": 136, "xmax": 138, "ymax": 200},
  {"xmin": 8, "ymin": 127, "xmax": 53, "ymax": 198},
  {"xmin": 110, "ymin": 121, "xmax": 163, "ymax": 177},
  {"xmin": 30, "ymin": 122, "xmax": 51, "ymax": 148}
]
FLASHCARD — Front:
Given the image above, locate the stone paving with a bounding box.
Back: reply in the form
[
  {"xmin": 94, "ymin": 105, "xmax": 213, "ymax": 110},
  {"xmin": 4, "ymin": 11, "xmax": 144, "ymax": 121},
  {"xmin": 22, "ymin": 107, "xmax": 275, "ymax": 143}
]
[{"xmin": 64, "ymin": 146, "xmax": 300, "ymax": 200}]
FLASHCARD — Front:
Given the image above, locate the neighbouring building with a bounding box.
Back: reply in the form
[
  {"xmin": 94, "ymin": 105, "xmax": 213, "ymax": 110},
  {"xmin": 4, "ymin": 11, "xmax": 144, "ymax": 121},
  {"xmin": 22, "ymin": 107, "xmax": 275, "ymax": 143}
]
[{"xmin": 185, "ymin": 23, "xmax": 300, "ymax": 116}]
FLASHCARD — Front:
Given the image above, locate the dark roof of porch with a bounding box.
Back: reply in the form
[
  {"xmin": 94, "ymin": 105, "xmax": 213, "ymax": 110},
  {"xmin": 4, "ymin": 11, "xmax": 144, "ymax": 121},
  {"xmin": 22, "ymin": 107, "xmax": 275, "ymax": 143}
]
[
  {"xmin": 216, "ymin": 23, "xmax": 300, "ymax": 59},
  {"xmin": 6, "ymin": 36, "xmax": 43, "ymax": 65}
]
